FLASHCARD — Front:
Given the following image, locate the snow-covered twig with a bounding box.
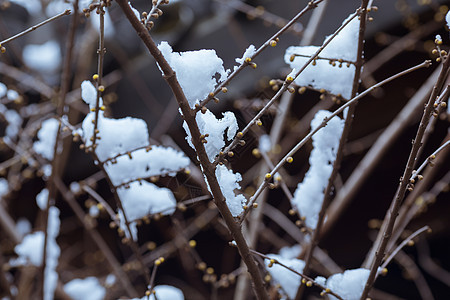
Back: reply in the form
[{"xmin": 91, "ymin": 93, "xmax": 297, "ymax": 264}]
[{"xmin": 241, "ymin": 59, "xmax": 431, "ymax": 223}]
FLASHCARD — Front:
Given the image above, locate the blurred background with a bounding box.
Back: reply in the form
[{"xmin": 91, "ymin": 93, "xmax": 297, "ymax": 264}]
[{"xmin": 1, "ymin": 0, "xmax": 450, "ymax": 299}]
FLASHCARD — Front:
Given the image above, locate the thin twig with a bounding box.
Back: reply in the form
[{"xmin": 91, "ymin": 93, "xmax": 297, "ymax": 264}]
[
  {"xmin": 197, "ymin": 0, "xmax": 325, "ymax": 109},
  {"xmin": 360, "ymin": 56, "xmax": 450, "ymax": 300},
  {"xmin": 381, "ymin": 226, "xmax": 430, "ymax": 271},
  {"xmin": 242, "ymin": 60, "xmax": 432, "ymax": 223},
  {"xmin": 117, "ymin": 1, "xmax": 269, "ymax": 298},
  {"xmin": 0, "ymin": 10, "xmax": 71, "ymax": 46}
]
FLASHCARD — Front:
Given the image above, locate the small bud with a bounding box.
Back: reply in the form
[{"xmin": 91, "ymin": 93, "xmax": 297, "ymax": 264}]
[
  {"xmin": 407, "ymin": 240, "xmax": 415, "ymax": 246},
  {"xmin": 381, "ymin": 268, "xmax": 388, "ymax": 276},
  {"xmin": 206, "ymin": 267, "xmax": 214, "ymax": 275},
  {"xmin": 221, "ymin": 87, "xmax": 228, "ymax": 93},
  {"xmin": 286, "ymin": 156, "xmax": 293, "ymax": 163},
  {"xmin": 432, "ymin": 49, "xmax": 438, "ymax": 55},
  {"xmin": 289, "ymin": 54, "xmax": 295, "ymax": 62},
  {"xmin": 250, "ymin": 62, "xmax": 257, "ymax": 69},
  {"xmin": 269, "ymin": 40, "xmax": 277, "ymax": 47},
  {"xmin": 269, "ymin": 79, "xmax": 277, "ymax": 86},
  {"xmin": 252, "ymin": 203, "xmax": 258, "ymax": 208},
  {"xmin": 98, "ymin": 85, "xmax": 105, "ymax": 92},
  {"xmin": 92, "ymin": 74, "xmax": 99, "ymax": 81},
  {"xmin": 188, "ymin": 240, "xmax": 197, "ymax": 248},
  {"xmin": 244, "ymin": 57, "xmax": 252, "ymax": 63},
  {"xmin": 256, "ymin": 119, "xmax": 262, "ymax": 126},
  {"xmin": 298, "ymin": 86, "xmax": 306, "ymax": 94},
  {"xmin": 265, "ymin": 173, "xmax": 272, "ymax": 179},
  {"xmin": 306, "ymin": 281, "xmax": 313, "ymax": 287},
  {"xmin": 286, "ymin": 76, "xmax": 294, "ymax": 83},
  {"xmin": 227, "ymin": 151, "xmax": 234, "ymax": 157},
  {"xmin": 237, "ymin": 132, "xmax": 243, "ymax": 138}
]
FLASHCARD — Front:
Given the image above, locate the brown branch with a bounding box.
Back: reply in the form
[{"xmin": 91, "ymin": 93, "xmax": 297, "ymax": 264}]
[
  {"xmin": 115, "ymin": 1, "xmax": 268, "ymax": 299},
  {"xmin": 242, "ymin": 60, "xmax": 431, "ymax": 222},
  {"xmin": 0, "ymin": 10, "xmax": 71, "ymax": 46},
  {"xmin": 359, "ymin": 56, "xmax": 450, "ymax": 300}
]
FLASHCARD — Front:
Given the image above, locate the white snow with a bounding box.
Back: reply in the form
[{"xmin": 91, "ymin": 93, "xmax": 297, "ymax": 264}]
[
  {"xmin": 90, "ymin": 9, "xmax": 115, "ymax": 39},
  {"xmin": 89, "ymin": 205, "xmax": 99, "ymax": 217},
  {"xmin": 0, "ymin": 103, "xmax": 22, "ymax": 139},
  {"xmin": 44, "ymin": 206, "xmax": 61, "ymax": 300},
  {"xmin": 131, "ymin": 285, "xmax": 185, "ymax": 300},
  {"xmin": 23, "ymin": 40, "xmax": 61, "ymax": 73},
  {"xmin": 259, "ymin": 134, "xmax": 272, "ymax": 153},
  {"xmin": 6, "ymin": 90, "xmax": 19, "ymax": 101},
  {"xmin": 0, "ymin": 82, "xmax": 7, "ymax": 98},
  {"xmin": 3, "ymin": 109, "xmax": 22, "ymax": 138},
  {"xmin": 183, "ymin": 109, "xmax": 238, "ymax": 162},
  {"xmin": 265, "ymin": 253, "xmax": 305, "ymax": 299},
  {"xmin": 81, "ymin": 112, "xmax": 148, "ymax": 162},
  {"xmin": 104, "ymin": 146, "xmax": 189, "ymax": 186},
  {"xmin": 235, "ymin": 44, "xmax": 256, "ymax": 70},
  {"xmin": 129, "ymin": 1, "xmax": 140, "ymax": 19},
  {"xmin": 69, "ymin": 182, "xmax": 81, "ymax": 194},
  {"xmin": 64, "ymin": 277, "xmax": 106, "ymax": 300},
  {"xmin": 81, "ymin": 80, "xmax": 100, "ymax": 109},
  {"xmin": 446, "ymin": 11, "xmax": 450, "ymax": 28},
  {"xmin": 36, "ymin": 188, "xmax": 49, "ymax": 210},
  {"xmin": 158, "ymin": 41, "xmax": 229, "ymax": 108},
  {"xmin": 0, "ymin": 178, "xmax": 8, "ymax": 199},
  {"xmin": 278, "ymin": 244, "xmax": 302, "ymax": 259},
  {"xmin": 291, "ymin": 110, "xmax": 344, "ymax": 229},
  {"xmin": 15, "ymin": 218, "xmax": 32, "ymax": 237},
  {"xmin": 33, "ymin": 118, "xmax": 59, "ymax": 160},
  {"xmin": 12, "ymin": 231, "xmax": 45, "ymax": 266},
  {"xmin": 317, "ymin": 268, "xmax": 370, "ymax": 300},
  {"xmin": 117, "ymin": 181, "xmax": 176, "ymax": 240},
  {"xmin": 215, "ymin": 164, "xmax": 246, "ymax": 217},
  {"xmin": 285, "ymin": 13, "xmax": 360, "ymax": 99}
]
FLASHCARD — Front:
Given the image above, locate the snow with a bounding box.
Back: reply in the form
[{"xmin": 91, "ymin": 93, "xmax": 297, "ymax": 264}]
[
  {"xmin": 0, "ymin": 82, "xmax": 6, "ymax": 98},
  {"xmin": 23, "ymin": 40, "xmax": 61, "ymax": 73},
  {"xmin": 89, "ymin": 205, "xmax": 99, "ymax": 217},
  {"xmin": 6, "ymin": 90, "xmax": 19, "ymax": 101},
  {"xmin": 158, "ymin": 41, "xmax": 229, "ymax": 108},
  {"xmin": 15, "ymin": 218, "xmax": 32, "ymax": 237},
  {"xmin": 265, "ymin": 253, "xmax": 305, "ymax": 299},
  {"xmin": 129, "ymin": 1, "xmax": 140, "ymax": 19},
  {"xmin": 446, "ymin": 11, "xmax": 450, "ymax": 28},
  {"xmin": 215, "ymin": 164, "xmax": 246, "ymax": 217},
  {"xmin": 36, "ymin": 188, "xmax": 49, "ymax": 210},
  {"xmin": 3, "ymin": 109, "xmax": 22, "ymax": 138},
  {"xmin": 291, "ymin": 110, "xmax": 344, "ymax": 229},
  {"xmin": 0, "ymin": 103, "xmax": 23, "ymax": 139},
  {"xmin": 259, "ymin": 134, "xmax": 272, "ymax": 153},
  {"xmin": 81, "ymin": 112, "xmax": 148, "ymax": 162},
  {"xmin": 284, "ymin": 13, "xmax": 360, "ymax": 99},
  {"xmin": 278, "ymin": 244, "xmax": 302, "ymax": 259},
  {"xmin": 104, "ymin": 146, "xmax": 189, "ymax": 186},
  {"xmin": 81, "ymin": 80, "xmax": 100, "ymax": 109},
  {"xmin": 183, "ymin": 109, "xmax": 238, "ymax": 162},
  {"xmin": 117, "ymin": 181, "xmax": 176, "ymax": 240},
  {"xmin": 64, "ymin": 277, "xmax": 106, "ymax": 300},
  {"xmin": 235, "ymin": 44, "xmax": 256, "ymax": 70},
  {"xmin": 0, "ymin": 178, "xmax": 8, "ymax": 199},
  {"xmin": 317, "ymin": 268, "xmax": 370, "ymax": 300},
  {"xmin": 44, "ymin": 206, "xmax": 61, "ymax": 300},
  {"xmin": 78, "ymin": 81, "xmax": 186, "ymax": 241},
  {"xmin": 69, "ymin": 182, "xmax": 81, "ymax": 194},
  {"xmin": 33, "ymin": 118, "xmax": 60, "ymax": 160},
  {"xmin": 131, "ymin": 285, "xmax": 185, "ymax": 300},
  {"xmin": 436, "ymin": 34, "xmax": 442, "ymax": 44},
  {"xmin": 12, "ymin": 231, "xmax": 45, "ymax": 266}
]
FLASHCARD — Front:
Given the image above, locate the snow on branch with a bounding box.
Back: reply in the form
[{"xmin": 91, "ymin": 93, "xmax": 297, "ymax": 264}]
[
  {"xmin": 291, "ymin": 110, "xmax": 344, "ymax": 229},
  {"xmin": 285, "ymin": 13, "xmax": 360, "ymax": 99},
  {"xmin": 157, "ymin": 41, "xmax": 229, "ymax": 108}
]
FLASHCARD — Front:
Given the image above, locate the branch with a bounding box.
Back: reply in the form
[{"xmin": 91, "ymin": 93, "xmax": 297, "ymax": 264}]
[{"xmin": 116, "ymin": 1, "xmax": 268, "ymax": 299}]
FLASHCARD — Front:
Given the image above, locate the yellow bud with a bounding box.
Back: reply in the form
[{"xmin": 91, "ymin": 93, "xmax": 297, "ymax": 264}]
[
  {"xmin": 256, "ymin": 120, "xmax": 262, "ymax": 126},
  {"xmin": 265, "ymin": 173, "xmax": 272, "ymax": 179},
  {"xmin": 270, "ymin": 40, "xmax": 277, "ymax": 47},
  {"xmin": 286, "ymin": 76, "xmax": 294, "ymax": 83},
  {"xmin": 221, "ymin": 87, "xmax": 228, "ymax": 93},
  {"xmin": 92, "ymin": 74, "xmax": 99, "ymax": 81},
  {"xmin": 286, "ymin": 157, "xmax": 293, "ymax": 163},
  {"xmin": 188, "ymin": 240, "xmax": 197, "ymax": 248},
  {"xmin": 298, "ymin": 86, "xmax": 306, "ymax": 94},
  {"xmin": 244, "ymin": 57, "xmax": 252, "ymax": 63},
  {"xmin": 98, "ymin": 85, "xmax": 105, "ymax": 92}
]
